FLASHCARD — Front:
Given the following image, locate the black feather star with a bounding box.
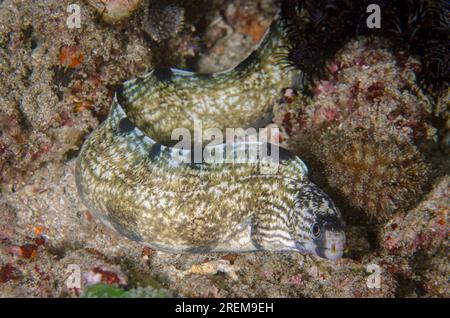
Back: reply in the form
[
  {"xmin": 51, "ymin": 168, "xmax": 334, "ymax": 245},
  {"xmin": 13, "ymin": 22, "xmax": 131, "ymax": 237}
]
[{"xmin": 280, "ymin": 0, "xmax": 449, "ymax": 101}]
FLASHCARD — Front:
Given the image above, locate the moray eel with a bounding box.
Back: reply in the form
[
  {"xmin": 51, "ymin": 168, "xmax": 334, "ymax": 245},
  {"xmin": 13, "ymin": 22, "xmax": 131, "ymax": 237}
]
[{"xmin": 76, "ymin": 14, "xmax": 346, "ymax": 260}]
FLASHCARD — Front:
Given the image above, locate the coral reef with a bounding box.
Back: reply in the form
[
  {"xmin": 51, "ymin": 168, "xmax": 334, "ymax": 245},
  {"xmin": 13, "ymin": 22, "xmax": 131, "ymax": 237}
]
[
  {"xmin": 281, "ymin": 0, "xmax": 450, "ymax": 105},
  {"xmin": 274, "ymin": 39, "xmax": 435, "ymax": 222},
  {"xmin": 380, "ymin": 177, "xmax": 449, "ymax": 297},
  {"xmin": 0, "ymin": 0, "xmax": 447, "ymax": 298},
  {"xmin": 380, "ymin": 176, "xmax": 448, "ymax": 258},
  {"xmin": 316, "ymin": 128, "xmax": 429, "ymax": 220},
  {"xmin": 0, "ymin": 0, "xmax": 152, "ymax": 187},
  {"xmin": 274, "ymin": 38, "xmax": 437, "ymax": 142}
]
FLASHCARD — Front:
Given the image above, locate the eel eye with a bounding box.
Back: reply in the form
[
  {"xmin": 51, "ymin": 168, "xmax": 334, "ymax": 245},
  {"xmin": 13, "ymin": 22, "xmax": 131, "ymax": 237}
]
[{"xmin": 312, "ymin": 223, "xmax": 321, "ymax": 238}]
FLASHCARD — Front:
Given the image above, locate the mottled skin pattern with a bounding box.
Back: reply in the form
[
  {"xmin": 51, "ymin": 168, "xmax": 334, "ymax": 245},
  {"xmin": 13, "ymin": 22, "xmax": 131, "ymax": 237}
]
[
  {"xmin": 76, "ymin": 15, "xmax": 346, "ymax": 260},
  {"xmin": 119, "ymin": 18, "xmax": 294, "ymax": 145}
]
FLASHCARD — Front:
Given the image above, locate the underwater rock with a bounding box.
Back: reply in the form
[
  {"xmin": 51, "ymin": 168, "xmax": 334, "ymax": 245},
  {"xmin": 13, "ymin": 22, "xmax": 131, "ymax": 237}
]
[
  {"xmin": 86, "ymin": 0, "xmax": 142, "ymax": 24},
  {"xmin": 275, "ymin": 38, "xmax": 436, "ymax": 145},
  {"xmin": 418, "ymin": 246, "xmax": 449, "ymax": 297},
  {"xmin": 281, "ymin": 0, "xmax": 450, "ymax": 104},
  {"xmin": 381, "ymin": 176, "xmax": 448, "ymax": 257},
  {"xmin": 83, "ymin": 266, "xmax": 127, "ymax": 287},
  {"xmin": 317, "ymin": 128, "xmax": 429, "ymax": 220},
  {"xmin": 141, "ymin": 0, "xmax": 184, "ymax": 42}
]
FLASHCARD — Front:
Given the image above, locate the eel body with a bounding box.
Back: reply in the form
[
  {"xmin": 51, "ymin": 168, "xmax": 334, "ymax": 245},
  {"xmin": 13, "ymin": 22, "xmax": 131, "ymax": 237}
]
[{"xmin": 76, "ymin": 14, "xmax": 346, "ymax": 260}]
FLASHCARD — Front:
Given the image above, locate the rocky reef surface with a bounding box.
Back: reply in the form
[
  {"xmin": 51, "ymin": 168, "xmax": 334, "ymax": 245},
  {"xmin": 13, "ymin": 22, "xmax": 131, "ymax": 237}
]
[{"xmin": 0, "ymin": 0, "xmax": 448, "ymax": 297}]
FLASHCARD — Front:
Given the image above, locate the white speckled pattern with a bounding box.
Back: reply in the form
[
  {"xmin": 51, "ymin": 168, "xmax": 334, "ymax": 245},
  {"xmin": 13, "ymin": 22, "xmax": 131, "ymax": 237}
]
[{"xmin": 76, "ymin": 15, "xmax": 346, "ymax": 260}]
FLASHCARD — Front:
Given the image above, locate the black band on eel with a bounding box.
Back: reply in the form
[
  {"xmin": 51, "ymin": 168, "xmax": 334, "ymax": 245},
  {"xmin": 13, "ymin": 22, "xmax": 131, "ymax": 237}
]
[{"xmin": 75, "ymin": 11, "xmax": 346, "ymax": 260}]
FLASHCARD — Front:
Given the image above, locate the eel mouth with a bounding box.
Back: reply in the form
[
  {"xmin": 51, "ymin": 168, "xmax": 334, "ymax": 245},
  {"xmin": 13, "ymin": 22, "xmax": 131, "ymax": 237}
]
[
  {"xmin": 295, "ymin": 230, "xmax": 345, "ymax": 261},
  {"xmin": 319, "ymin": 245, "xmax": 344, "ymax": 261},
  {"xmin": 316, "ymin": 231, "xmax": 346, "ymax": 261}
]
